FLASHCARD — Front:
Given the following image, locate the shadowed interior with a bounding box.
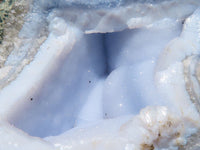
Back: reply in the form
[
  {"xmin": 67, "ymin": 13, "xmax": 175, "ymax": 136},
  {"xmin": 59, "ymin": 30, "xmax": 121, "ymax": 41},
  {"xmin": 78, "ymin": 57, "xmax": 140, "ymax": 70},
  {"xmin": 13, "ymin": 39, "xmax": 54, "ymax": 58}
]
[{"xmin": 8, "ymin": 27, "xmax": 181, "ymax": 138}]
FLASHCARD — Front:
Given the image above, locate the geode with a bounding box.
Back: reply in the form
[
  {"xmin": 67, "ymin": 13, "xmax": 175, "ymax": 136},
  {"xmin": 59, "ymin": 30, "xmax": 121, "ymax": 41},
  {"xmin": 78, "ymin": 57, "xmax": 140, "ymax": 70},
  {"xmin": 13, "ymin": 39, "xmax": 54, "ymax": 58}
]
[{"xmin": 0, "ymin": 0, "xmax": 200, "ymax": 150}]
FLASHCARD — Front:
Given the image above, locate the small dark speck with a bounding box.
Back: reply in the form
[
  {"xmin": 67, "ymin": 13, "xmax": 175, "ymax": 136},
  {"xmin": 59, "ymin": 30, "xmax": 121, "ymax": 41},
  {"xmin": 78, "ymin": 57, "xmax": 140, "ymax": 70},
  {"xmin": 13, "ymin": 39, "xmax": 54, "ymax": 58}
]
[
  {"xmin": 89, "ymin": 80, "xmax": 91, "ymax": 83},
  {"xmin": 105, "ymin": 113, "xmax": 107, "ymax": 116},
  {"xmin": 30, "ymin": 98, "xmax": 33, "ymax": 101}
]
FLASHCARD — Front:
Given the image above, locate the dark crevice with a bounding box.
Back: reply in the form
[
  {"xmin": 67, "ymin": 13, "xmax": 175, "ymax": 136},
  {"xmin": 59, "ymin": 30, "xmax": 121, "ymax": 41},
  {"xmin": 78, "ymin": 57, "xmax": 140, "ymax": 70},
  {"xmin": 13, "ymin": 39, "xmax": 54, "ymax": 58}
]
[{"xmin": 101, "ymin": 34, "xmax": 111, "ymax": 76}]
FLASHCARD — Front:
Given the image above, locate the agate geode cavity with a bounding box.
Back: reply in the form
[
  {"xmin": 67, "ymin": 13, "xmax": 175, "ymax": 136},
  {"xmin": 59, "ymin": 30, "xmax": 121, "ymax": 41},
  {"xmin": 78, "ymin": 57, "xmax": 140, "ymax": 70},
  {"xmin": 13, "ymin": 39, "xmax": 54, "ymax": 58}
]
[{"xmin": 0, "ymin": 0, "xmax": 200, "ymax": 150}]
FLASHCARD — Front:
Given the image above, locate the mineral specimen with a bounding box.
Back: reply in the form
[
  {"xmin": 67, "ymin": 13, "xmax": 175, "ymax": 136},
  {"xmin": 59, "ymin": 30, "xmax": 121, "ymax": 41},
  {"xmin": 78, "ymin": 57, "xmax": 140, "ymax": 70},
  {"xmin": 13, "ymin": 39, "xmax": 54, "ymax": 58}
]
[{"xmin": 0, "ymin": 0, "xmax": 200, "ymax": 150}]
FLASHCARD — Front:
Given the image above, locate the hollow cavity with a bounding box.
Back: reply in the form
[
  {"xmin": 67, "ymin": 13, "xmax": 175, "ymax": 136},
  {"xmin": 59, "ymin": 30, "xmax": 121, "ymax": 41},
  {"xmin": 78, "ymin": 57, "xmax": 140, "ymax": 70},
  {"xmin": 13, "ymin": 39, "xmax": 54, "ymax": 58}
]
[{"xmin": 8, "ymin": 25, "xmax": 181, "ymax": 138}]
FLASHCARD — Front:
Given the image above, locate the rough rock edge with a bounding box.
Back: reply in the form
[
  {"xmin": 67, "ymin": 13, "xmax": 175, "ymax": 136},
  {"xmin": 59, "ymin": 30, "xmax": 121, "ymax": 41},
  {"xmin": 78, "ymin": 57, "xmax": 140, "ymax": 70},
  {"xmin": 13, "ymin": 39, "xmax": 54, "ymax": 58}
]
[{"xmin": 0, "ymin": 0, "xmax": 48, "ymax": 90}]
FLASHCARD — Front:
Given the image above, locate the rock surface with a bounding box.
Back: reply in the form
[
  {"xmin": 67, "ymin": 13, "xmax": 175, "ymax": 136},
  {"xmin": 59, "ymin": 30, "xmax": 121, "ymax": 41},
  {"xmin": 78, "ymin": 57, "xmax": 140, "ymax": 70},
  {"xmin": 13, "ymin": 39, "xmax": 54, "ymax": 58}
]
[{"xmin": 0, "ymin": 0, "xmax": 200, "ymax": 150}]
